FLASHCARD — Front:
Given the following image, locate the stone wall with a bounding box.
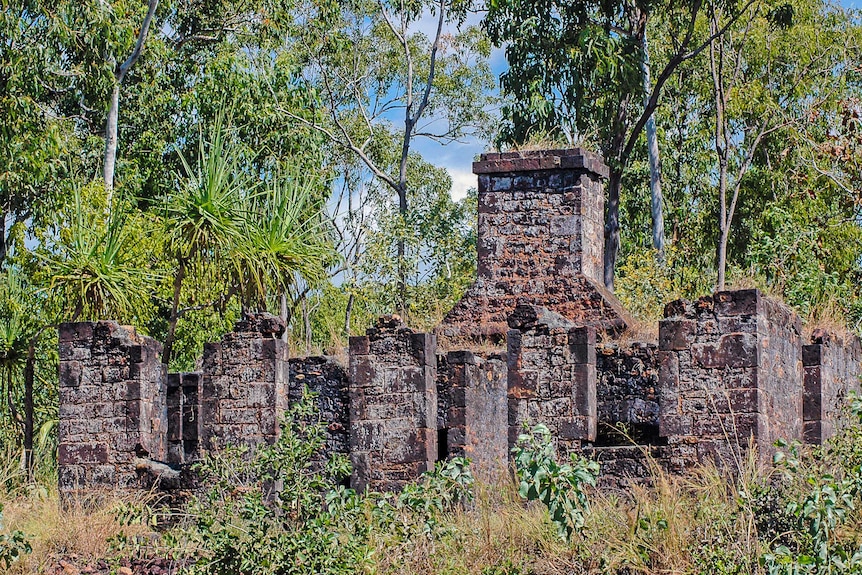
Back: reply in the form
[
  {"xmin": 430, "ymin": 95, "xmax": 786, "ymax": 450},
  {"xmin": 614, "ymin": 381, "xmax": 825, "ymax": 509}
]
[
  {"xmin": 349, "ymin": 316, "xmax": 438, "ymax": 492},
  {"xmin": 658, "ymin": 290, "xmax": 803, "ymax": 470},
  {"xmin": 58, "ymin": 322, "xmax": 166, "ymax": 494},
  {"xmin": 440, "ymin": 149, "xmax": 629, "ymax": 339},
  {"xmin": 596, "ymin": 342, "xmax": 660, "ymax": 444},
  {"xmin": 803, "ymin": 330, "xmax": 862, "ymax": 444},
  {"xmin": 507, "ymin": 304, "xmax": 596, "ymax": 458},
  {"xmin": 199, "ymin": 313, "xmax": 289, "ymax": 451},
  {"xmin": 436, "ymin": 350, "xmax": 508, "ymax": 480},
  {"xmin": 166, "ymin": 372, "xmax": 200, "ymax": 465},
  {"xmin": 288, "ymin": 356, "xmax": 350, "ymax": 464}
]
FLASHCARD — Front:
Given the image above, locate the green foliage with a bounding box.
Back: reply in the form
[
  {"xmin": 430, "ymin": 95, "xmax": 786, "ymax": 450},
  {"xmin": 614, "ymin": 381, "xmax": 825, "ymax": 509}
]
[
  {"xmin": 0, "ymin": 503, "xmax": 31, "ymax": 570},
  {"xmin": 615, "ymin": 246, "xmax": 714, "ymax": 322},
  {"xmin": 763, "ymin": 396, "xmax": 862, "ymax": 574},
  {"xmin": 179, "ymin": 389, "xmax": 475, "ymax": 574},
  {"xmin": 512, "ymin": 424, "xmax": 600, "ymax": 541},
  {"xmin": 45, "ymin": 186, "xmax": 159, "ymax": 323}
]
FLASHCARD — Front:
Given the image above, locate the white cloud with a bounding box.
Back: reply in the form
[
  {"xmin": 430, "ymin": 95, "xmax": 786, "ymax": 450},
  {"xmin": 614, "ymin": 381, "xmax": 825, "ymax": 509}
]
[{"xmin": 449, "ymin": 167, "xmax": 476, "ymax": 201}]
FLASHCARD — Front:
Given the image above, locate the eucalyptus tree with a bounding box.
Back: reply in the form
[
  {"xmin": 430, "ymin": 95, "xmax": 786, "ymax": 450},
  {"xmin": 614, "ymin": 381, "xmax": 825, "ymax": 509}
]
[
  {"xmin": 278, "ymin": 0, "xmax": 495, "ymax": 315},
  {"xmin": 704, "ymin": 1, "xmax": 862, "ymax": 290},
  {"xmin": 0, "ymin": 3, "xmax": 72, "ymax": 268},
  {"xmin": 102, "ymin": 0, "xmax": 159, "ymax": 204},
  {"xmin": 484, "ymin": 0, "xmax": 757, "ymax": 290}
]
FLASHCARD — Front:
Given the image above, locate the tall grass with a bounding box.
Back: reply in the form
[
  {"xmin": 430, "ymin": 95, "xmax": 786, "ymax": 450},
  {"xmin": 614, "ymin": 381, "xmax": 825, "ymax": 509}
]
[{"xmin": 2, "ymin": 401, "xmax": 861, "ymax": 575}]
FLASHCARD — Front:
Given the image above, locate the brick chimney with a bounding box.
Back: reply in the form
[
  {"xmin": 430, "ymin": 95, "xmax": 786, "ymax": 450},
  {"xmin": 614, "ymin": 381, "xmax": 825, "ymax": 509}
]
[{"xmin": 440, "ymin": 149, "xmax": 629, "ymax": 339}]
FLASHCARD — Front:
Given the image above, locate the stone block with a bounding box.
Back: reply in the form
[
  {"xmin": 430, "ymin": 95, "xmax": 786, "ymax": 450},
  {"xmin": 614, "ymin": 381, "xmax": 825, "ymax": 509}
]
[
  {"xmin": 714, "ymin": 289, "xmax": 760, "ymax": 316},
  {"xmin": 692, "ymin": 334, "xmax": 759, "ymax": 369},
  {"xmin": 59, "ymin": 443, "xmax": 108, "ymax": 465}
]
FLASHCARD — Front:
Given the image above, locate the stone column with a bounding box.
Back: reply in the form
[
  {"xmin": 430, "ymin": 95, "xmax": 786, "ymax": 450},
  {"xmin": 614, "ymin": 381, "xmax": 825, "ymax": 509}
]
[
  {"xmin": 803, "ymin": 329, "xmax": 862, "ymax": 444},
  {"xmin": 658, "ymin": 289, "xmax": 803, "ymax": 470},
  {"xmin": 349, "ymin": 316, "xmax": 437, "ymax": 492},
  {"xmin": 288, "ymin": 356, "xmax": 350, "ymax": 467},
  {"xmin": 440, "ymin": 148, "xmax": 629, "ymax": 339},
  {"xmin": 199, "ymin": 313, "xmax": 289, "ymax": 452},
  {"xmin": 506, "ymin": 304, "xmax": 597, "ymax": 458},
  {"xmin": 437, "ymin": 350, "xmax": 508, "ymax": 480},
  {"xmin": 58, "ymin": 321, "xmax": 166, "ymax": 495}
]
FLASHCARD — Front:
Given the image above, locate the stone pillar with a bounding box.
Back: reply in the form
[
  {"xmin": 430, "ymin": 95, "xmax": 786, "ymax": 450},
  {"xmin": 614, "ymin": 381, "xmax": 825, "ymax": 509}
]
[
  {"xmin": 200, "ymin": 313, "xmax": 288, "ymax": 452},
  {"xmin": 436, "ymin": 350, "xmax": 508, "ymax": 480},
  {"xmin": 506, "ymin": 304, "xmax": 597, "ymax": 458},
  {"xmin": 803, "ymin": 329, "xmax": 862, "ymax": 444},
  {"xmin": 658, "ymin": 289, "xmax": 803, "ymax": 470},
  {"xmin": 440, "ymin": 148, "xmax": 629, "ymax": 339},
  {"xmin": 58, "ymin": 322, "xmax": 166, "ymax": 494},
  {"xmin": 166, "ymin": 372, "xmax": 200, "ymax": 465},
  {"xmin": 349, "ymin": 316, "xmax": 437, "ymax": 492}
]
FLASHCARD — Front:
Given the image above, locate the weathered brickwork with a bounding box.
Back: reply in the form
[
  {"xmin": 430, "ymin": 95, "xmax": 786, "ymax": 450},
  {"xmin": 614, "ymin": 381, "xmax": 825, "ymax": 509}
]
[
  {"xmin": 441, "ymin": 149, "xmax": 629, "ymax": 339},
  {"xmin": 803, "ymin": 330, "xmax": 862, "ymax": 444},
  {"xmin": 200, "ymin": 313, "xmax": 289, "ymax": 452},
  {"xmin": 288, "ymin": 356, "xmax": 350, "ymax": 463},
  {"xmin": 507, "ymin": 304, "xmax": 597, "ymax": 458},
  {"xmin": 166, "ymin": 372, "xmax": 200, "ymax": 465},
  {"xmin": 658, "ymin": 290, "xmax": 803, "ymax": 469},
  {"xmin": 58, "ymin": 322, "xmax": 166, "ymax": 494},
  {"xmin": 349, "ymin": 316, "xmax": 438, "ymax": 492},
  {"xmin": 56, "ymin": 147, "xmax": 862, "ymax": 496},
  {"xmin": 596, "ymin": 342, "xmax": 660, "ymax": 443},
  {"xmin": 436, "ymin": 350, "xmax": 508, "ymax": 480}
]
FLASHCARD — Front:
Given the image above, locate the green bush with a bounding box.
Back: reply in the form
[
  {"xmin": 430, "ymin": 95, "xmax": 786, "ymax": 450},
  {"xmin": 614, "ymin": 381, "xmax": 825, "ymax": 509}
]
[
  {"xmin": 0, "ymin": 503, "xmax": 31, "ymax": 570},
  {"xmin": 512, "ymin": 423, "xmax": 599, "ymax": 541},
  {"xmin": 176, "ymin": 388, "xmax": 475, "ymax": 574},
  {"xmin": 762, "ymin": 393, "xmax": 862, "ymax": 575}
]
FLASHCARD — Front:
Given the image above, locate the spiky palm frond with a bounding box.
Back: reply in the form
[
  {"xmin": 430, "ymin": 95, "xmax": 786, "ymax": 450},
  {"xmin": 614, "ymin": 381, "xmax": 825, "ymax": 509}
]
[
  {"xmin": 232, "ymin": 170, "xmax": 337, "ymax": 310},
  {"xmin": 46, "ymin": 191, "xmax": 157, "ymax": 322},
  {"xmin": 165, "ymin": 116, "xmax": 249, "ymax": 264}
]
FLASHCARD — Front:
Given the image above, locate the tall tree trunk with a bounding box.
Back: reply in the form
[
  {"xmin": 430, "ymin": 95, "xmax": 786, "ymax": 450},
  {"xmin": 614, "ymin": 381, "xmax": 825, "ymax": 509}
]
[
  {"xmin": 23, "ymin": 335, "xmax": 37, "ymax": 482},
  {"xmin": 344, "ymin": 292, "xmax": 354, "ymax": 339},
  {"xmin": 641, "ymin": 32, "xmax": 665, "ymax": 259},
  {"xmin": 302, "ymin": 298, "xmax": 312, "ymax": 355},
  {"xmin": 604, "ymin": 168, "xmax": 622, "ymax": 291},
  {"xmin": 396, "ymin": 184, "xmax": 408, "ymax": 318},
  {"xmin": 163, "ymin": 259, "xmax": 186, "ymax": 367},
  {"xmin": 280, "ymin": 291, "xmax": 289, "ymax": 343},
  {"xmin": 103, "ymin": 83, "xmax": 121, "ymax": 201},
  {"xmin": 0, "ymin": 208, "xmax": 7, "ymax": 269},
  {"xmin": 710, "ymin": 14, "xmax": 730, "ymax": 291},
  {"xmin": 103, "ymin": 0, "xmax": 159, "ymax": 205}
]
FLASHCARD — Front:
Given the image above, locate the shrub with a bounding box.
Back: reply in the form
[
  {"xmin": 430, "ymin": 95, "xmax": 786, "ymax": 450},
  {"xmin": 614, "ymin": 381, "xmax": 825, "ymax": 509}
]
[{"xmin": 512, "ymin": 423, "xmax": 599, "ymax": 541}]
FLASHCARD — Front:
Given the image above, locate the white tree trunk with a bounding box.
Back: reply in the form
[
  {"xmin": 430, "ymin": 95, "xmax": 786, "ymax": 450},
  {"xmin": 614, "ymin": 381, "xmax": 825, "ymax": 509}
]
[
  {"xmin": 641, "ymin": 33, "xmax": 665, "ymax": 259},
  {"xmin": 102, "ymin": 0, "xmax": 159, "ymax": 207}
]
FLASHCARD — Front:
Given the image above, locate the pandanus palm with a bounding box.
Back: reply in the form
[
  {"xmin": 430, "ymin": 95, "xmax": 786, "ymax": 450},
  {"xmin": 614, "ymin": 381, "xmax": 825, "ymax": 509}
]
[
  {"xmin": 48, "ymin": 191, "xmax": 154, "ymax": 322},
  {"xmin": 232, "ymin": 171, "xmax": 336, "ymax": 313},
  {"xmin": 162, "ymin": 119, "xmax": 248, "ymax": 366},
  {"xmin": 0, "ymin": 269, "xmax": 40, "ymax": 480}
]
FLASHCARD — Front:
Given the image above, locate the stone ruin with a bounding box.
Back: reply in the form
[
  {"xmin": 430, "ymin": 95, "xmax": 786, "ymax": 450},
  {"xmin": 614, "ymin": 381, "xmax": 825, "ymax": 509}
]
[{"xmin": 57, "ymin": 149, "xmax": 862, "ymax": 497}]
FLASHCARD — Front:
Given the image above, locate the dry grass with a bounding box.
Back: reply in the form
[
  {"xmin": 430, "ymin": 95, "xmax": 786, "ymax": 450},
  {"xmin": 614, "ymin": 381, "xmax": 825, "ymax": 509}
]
[
  {"xmin": 1, "ymin": 488, "xmax": 154, "ymax": 574},
  {"xmin": 436, "ymin": 334, "xmax": 507, "ymax": 356},
  {"xmin": 368, "ymin": 479, "xmax": 571, "ymax": 575},
  {"xmin": 804, "ymin": 300, "xmax": 858, "ymax": 342},
  {"xmin": 366, "ymin": 449, "xmax": 777, "ymax": 575}
]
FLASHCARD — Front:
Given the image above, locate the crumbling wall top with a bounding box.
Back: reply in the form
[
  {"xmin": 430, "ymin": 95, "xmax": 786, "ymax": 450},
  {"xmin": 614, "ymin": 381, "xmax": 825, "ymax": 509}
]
[{"xmin": 233, "ymin": 312, "xmax": 286, "ymax": 338}]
